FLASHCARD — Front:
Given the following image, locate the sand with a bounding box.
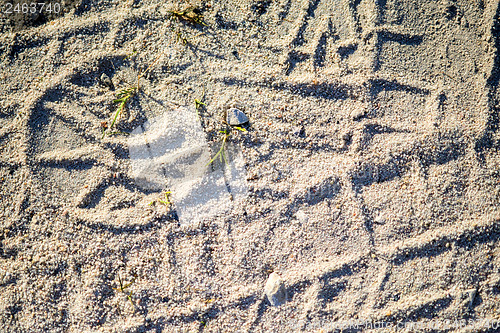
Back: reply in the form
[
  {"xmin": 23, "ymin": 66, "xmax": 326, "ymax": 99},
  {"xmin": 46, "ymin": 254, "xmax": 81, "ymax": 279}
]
[{"xmin": 1, "ymin": 0, "xmax": 500, "ymax": 331}]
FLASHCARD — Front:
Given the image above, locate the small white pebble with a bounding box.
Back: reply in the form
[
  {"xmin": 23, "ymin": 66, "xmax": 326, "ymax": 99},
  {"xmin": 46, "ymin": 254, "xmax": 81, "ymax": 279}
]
[
  {"xmin": 264, "ymin": 272, "xmax": 287, "ymax": 306},
  {"xmin": 295, "ymin": 210, "xmax": 308, "ymax": 223},
  {"xmin": 374, "ymin": 214, "xmax": 386, "ymax": 224}
]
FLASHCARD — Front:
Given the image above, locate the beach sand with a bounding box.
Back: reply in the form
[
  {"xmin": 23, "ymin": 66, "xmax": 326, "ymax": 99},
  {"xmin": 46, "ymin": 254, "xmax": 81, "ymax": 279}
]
[{"xmin": 1, "ymin": 0, "xmax": 500, "ymax": 331}]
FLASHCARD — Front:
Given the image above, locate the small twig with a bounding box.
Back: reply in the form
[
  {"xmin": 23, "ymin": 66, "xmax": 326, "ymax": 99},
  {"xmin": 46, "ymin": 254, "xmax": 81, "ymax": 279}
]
[{"xmin": 137, "ymin": 53, "xmax": 164, "ymax": 91}]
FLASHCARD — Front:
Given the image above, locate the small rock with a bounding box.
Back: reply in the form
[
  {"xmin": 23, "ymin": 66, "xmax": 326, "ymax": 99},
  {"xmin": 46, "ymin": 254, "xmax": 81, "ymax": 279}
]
[
  {"xmin": 295, "ymin": 210, "xmax": 308, "ymax": 223},
  {"xmin": 226, "ymin": 108, "xmax": 249, "ymax": 126},
  {"xmin": 374, "ymin": 214, "xmax": 386, "ymax": 224},
  {"xmin": 467, "ymin": 287, "xmax": 478, "ymax": 310},
  {"xmin": 350, "ymin": 108, "xmax": 365, "ymax": 121},
  {"xmin": 264, "ymin": 272, "xmax": 287, "ymax": 306},
  {"xmin": 100, "ymin": 73, "xmax": 114, "ymax": 90},
  {"xmin": 292, "ymin": 126, "xmax": 305, "ymax": 137}
]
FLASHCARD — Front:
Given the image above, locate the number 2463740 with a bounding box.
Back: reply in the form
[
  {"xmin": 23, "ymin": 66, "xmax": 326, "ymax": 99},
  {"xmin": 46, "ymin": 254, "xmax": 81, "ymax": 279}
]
[{"xmin": 3, "ymin": 2, "xmax": 61, "ymax": 15}]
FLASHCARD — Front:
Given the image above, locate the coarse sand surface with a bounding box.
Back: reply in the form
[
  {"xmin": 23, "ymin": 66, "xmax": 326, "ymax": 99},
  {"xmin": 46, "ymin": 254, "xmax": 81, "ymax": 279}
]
[{"xmin": 1, "ymin": 0, "xmax": 500, "ymax": 332}]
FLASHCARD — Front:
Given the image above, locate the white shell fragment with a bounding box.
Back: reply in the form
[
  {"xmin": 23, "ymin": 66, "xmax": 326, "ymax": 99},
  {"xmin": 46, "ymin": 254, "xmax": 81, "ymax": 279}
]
[
  {"xmin": 226, "ymin": 108, "xmax": 249, "ymax": 126},
  {"xmin": 100, "ymin": 73, "xmax": 114, "ymax": 90},
  {"xmin": 264, "ymin": 272, "xmax": 287, "ymax": 306}
]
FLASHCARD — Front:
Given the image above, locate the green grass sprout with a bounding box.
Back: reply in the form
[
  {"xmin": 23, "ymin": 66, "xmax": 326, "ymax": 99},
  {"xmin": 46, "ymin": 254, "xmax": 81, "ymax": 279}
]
[
  {"xmin": 102, "ymin": 87, "xmax": 137, "ymax": 139},
  {"xmin": 207, "ymin": 125, "xmax": 247, "ymax": 166},
  {"xmin": 194, "ymin": 87, "xmax": 206, "ymax": 119},
  {"xmin": 124, "ymin": 50, "xmax": 138, "ymax": 60},
  {"xmin": 113, "ymin": 273, "xmax": 137, "ymax": 307},
  {"xmin": 207, "ymin": 130, "xmax": 230, "ymax": 166},
  {"xmin": 158, "ymin": 191, "xmax": 172, "ymax": 206},
  {"xmin": 232, "ymin": 126, "xmax": 247, "ymax": 132},
  {"xmin": 149, "ymin": 191, "xmax": 172, "ymax": 206},
  {"xmin": 173, "ymin": 27, "xmax": 190, "ymax": 45},
  {"xmin": 102, "ymin": 52, "xmax": 164, "ymax": 138},
  {"xmin": 194, "ymin": 98, "xmax": 206, "ymax": 110},
  {"xmin": 168, "ymin": 6, "xmax": 207, "ymax": 26}
]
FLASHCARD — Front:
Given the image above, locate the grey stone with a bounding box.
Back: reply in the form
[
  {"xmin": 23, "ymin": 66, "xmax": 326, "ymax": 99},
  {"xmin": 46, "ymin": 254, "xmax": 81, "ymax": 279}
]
[
  {"xmin": 292, "ymin": 126, "xmax": 305, "ymax": 137},
  {"xmin": 100, "ymin": 73, "xmax": 114, "ymax": 90},
  {"xmin": 226, "ymin": 108, "xmax": 249, "ymax": 126},
  {"xmin": 467, "ymin": 287, "xmax": 478, "ymax": 309},
  {"xmin": 264, "ymin": 272, "xmax": 287, "ymax": 306}
]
